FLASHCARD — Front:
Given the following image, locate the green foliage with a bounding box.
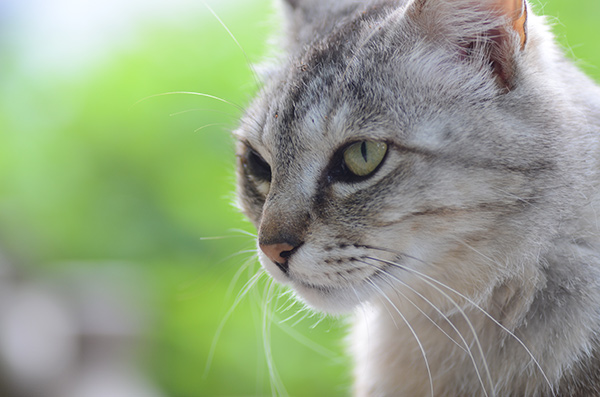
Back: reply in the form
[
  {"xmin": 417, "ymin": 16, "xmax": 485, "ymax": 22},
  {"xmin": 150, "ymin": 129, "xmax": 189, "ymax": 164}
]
[{"xmin": 0, "ymin": 1, "xmax": 597, "ymax": 396}]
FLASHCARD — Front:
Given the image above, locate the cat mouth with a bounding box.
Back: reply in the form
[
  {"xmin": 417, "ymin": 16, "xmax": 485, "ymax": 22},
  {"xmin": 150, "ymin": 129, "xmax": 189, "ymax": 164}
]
[
  {"xmin": 260, "ymin": 248, "xmax": 401, "ymax": 311},
  {"xmin": 273, "ymin": 260, "xmax": 288, "ymax": 274},
  {"xmin": 267, "ymin": 253, "xmax": 403, "ymax": 313},
  {"xmin": 294, "ymin": 279, "xmax": 335, "ymax": 294},
  {"xmin": 288, "ymin": 270, "xmax": 386, "ymax": 313},
  {"xmin": 289, "ymin": 264, "xmax": 390, "ymax": 296}
]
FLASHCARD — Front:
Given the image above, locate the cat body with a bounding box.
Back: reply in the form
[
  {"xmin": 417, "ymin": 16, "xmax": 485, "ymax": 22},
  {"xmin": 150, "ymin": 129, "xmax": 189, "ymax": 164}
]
[{"xmin": 235, "ymin": 0, "xmax": 600, "ymax": 395}]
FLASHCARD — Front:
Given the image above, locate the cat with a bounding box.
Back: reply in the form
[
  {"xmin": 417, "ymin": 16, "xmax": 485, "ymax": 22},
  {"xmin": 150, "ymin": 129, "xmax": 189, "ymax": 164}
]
[{"xmin": 234, "ymin": 0, "xmax": 600, "ymax": 395}]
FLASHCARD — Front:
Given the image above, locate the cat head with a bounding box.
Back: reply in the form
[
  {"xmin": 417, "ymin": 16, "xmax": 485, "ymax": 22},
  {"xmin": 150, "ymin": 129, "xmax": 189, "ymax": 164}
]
[{"xmin": 235, "ymin": 0, "xmax": 588, "ymax": 314}]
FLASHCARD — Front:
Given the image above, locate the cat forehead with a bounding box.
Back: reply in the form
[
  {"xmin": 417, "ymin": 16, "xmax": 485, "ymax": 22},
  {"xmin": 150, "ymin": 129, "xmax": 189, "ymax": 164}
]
[
  {"xmin": 250, "ymin": 17, "xmax": 411, "ymax": 147},
  {"xmin": 266, "ymin": 102, "xmax": 391, "ymax": 148},
  {"xmin": 239, "ymin": 0, "xmax": 507, "ymax": 154}
]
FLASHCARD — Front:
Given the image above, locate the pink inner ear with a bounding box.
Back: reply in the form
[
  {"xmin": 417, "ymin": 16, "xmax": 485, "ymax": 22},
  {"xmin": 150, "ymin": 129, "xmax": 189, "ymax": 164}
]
[
  {"xmin": 406, "ymin": 0, "xmax": 529, "ymax": 90},
  {"xmin": 513, "ymin": 2, "xmax": 528, "ymax": 49},
  {"xmin": 476, "ymin": 0, "xmax": 529, "ymax": 90},
  {"xmin": 410, "ymin": 0, "xmax": 528, "ymax": 49},
  {"xmin": 496, "ymin": 0, "xmax": 525, "ymax": 17},
  {"xmin": 495, "ymin": 0, "xmax": 528, "ymax": 49}
]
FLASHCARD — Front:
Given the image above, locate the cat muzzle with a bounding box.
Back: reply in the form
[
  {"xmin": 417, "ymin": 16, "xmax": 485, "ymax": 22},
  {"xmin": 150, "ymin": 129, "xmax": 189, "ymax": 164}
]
[{"xmin": 259, "ymin": 242, "xmax": 299, "ymax": 273}]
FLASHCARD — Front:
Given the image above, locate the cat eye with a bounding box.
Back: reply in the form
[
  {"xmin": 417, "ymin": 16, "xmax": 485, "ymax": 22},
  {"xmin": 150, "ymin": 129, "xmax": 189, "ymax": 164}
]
[
  {"xmin": 244, "ymin": 147, "xmax": 272, "ymax": 182},
  {"xmin": 342, "ymin": 141, "xmax": 388, "ymax": 177}
]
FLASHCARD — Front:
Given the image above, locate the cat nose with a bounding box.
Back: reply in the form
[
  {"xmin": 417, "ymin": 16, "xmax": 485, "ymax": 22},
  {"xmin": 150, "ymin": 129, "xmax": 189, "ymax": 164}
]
[{"xmin": 259, "ymin": 242, "xmax": 299, "ymax": 273}]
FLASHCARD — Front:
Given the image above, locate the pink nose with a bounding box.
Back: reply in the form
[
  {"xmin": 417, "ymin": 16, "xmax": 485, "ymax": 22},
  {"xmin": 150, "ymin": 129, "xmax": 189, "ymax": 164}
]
[{"xmin": 259, "ymin": 242, "xmax": 295, "ymax": 265}]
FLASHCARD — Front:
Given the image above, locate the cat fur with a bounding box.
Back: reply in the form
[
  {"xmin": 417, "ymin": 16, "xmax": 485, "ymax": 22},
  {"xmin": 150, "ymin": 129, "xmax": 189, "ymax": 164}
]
[{"xmin": 234, "ymin": 0, "xmax": 600, "ymax": 395}]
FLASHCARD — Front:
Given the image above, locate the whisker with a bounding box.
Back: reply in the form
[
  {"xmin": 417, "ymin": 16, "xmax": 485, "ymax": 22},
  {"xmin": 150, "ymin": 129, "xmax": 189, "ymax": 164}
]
[
  {"xmin": 134, "ymin": 91, "xmax": 245, "ymax": 112},
  {"xmin": 352, "ymin": 285, "xmax": 375, "ymax": 351},
  {"xmin": 273, "ymin": 317, "xmax": 344, "ymax": 362},
  {"xmin": 169, "ymin": 107, "xmax": 238, "ymax": 118},
  {"xmin": 223, "ymin": 249, "xmax": 258, "ymax": 258},
  {"xmin": 291, "ymin": 309, "xmax": 313, "ymax": 328},
  {"xmin": 202, "ymin": 2, "xmax": 262, "ymax": 88},
  {"xmin": 361, "ymin": 258, "xmax": 491, "ymax": 395},
  {"xmin": 278, "ymin": 307, "xmax": 304, "ymax": 325},
  {"xmin": 246, "ymin": 279, "xmax": 266, "ymax": 393},
  {"xmin": 262, "ymin": 278, "xmax": 274, "ymax": 393},
  {"xmin": 228, "ymin": 228, "xmax": 258, "ymax": 238},
  {"xmin": 364, "ymin": 247, "xmax": 556, "ymax": 396},
  {"xmin": 194, "ymin": 122, "xmax": 229, "ymax": 133},
  {"xmin": 367, "ymin": 255, "xmax": 495, "ymax": 396},
  {"xmin": 225, "ymin": 253, "xmax": 259, "ymax": 300},
  {"xmin": 489, "ymin": 186, "xmax": 543, "ymax": 208},
  {"xmin": 278, "ymin": 296, "xmax": 299, "ymax": 314},
  {"xmin": 262, "ymin": 278, "xmax": 289, "ymax": 396},
  {"xmin": 367, "ymin": 279, "xmax": 435, "ymax": 397},
  {"xmin": 213, "ymin": 248, "xmax": 257, "ymax": 269},
  {"xmin": 449, "ymin": 237, "xmax": 497, "ymax": 267},
  {"xmin": 203, "ymin": 269, "xmax": 264, "ymax": 380},
  {"xmin": 359, "ymin": 259, "xmax": 467, "ymax": 353},
  {"xmin": 310, "ymin": 314, "xmax": 326, "ymax": 329},
  {"xmin": 199, "ymin": 236, "xmax": 247, "ymax": 241}
]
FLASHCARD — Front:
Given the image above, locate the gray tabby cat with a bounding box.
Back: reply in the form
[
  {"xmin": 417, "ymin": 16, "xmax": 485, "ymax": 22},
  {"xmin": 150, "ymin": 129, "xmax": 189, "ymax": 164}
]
[{"xmin": 234, "ymin": 0, "xmax": 600, "ymax": 395}]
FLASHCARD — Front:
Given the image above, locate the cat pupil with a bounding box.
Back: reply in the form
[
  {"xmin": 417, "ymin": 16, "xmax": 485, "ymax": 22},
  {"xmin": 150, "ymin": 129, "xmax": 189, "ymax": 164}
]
[{"xmin": 361, "ymin": 141, "xmax": 368, "ymax": 162}]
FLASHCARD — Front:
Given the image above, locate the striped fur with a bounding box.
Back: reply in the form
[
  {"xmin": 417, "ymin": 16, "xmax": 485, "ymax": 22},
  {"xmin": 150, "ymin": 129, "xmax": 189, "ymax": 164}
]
[{"xmin": 234, "ymin": 0, "xmax": 600, "ymax": 395}]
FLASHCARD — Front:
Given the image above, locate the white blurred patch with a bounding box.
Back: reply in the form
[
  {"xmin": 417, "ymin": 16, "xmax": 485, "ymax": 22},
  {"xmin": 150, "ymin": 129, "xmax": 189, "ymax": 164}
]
[
  {"xmin": 0, "ymin": 286, "xmax": 77, "ymax": 390},
  {"xmin": 3, "ymin": 0, "xmax": 245, "ymax": 79},
  {"xmin": 0, "ymin": 262, "xmax": 164, "ymax": 397}
]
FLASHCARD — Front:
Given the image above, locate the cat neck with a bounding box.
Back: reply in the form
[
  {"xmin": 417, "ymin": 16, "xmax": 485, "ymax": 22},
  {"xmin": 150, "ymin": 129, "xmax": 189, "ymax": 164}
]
[{"xmin": 352, "ymin": 238, "xmax": 600, "ymax": 396}]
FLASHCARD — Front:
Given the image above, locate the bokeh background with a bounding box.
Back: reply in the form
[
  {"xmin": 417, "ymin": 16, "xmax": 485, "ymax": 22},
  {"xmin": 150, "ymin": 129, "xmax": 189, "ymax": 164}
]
[{"xmin": 0, "ymin": 0, "xmax": 598, "ymax": 396}]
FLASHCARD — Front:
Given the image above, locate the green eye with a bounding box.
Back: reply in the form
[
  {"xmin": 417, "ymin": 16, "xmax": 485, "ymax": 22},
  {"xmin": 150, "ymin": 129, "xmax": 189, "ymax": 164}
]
[{"xmin": 343, "ymin": 141, "xmax": 388, "ymax": 177}]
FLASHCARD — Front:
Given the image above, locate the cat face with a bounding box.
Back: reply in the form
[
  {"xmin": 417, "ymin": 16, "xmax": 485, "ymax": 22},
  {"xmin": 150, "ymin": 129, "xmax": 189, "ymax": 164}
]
[{"xmin": 235, "ymin": 0, "xmax": 575, "ymax": 314}]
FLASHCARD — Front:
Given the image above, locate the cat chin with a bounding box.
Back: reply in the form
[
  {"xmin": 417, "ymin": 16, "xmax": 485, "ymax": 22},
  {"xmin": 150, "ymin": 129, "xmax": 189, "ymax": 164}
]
[
  {"xmin": 292, "ymin": 287, "xmax": 358, "ymax": 314},
  {"xmin": 290, "ymin": 280, "xmax": 369, "ymax": 315},
  {"xmin": 258, "ymin": 255, "xmax": 374, "ymax": 314},
  {"xmin": 260, "ymin": 262, "xmax": 363, "ymax": 313}
]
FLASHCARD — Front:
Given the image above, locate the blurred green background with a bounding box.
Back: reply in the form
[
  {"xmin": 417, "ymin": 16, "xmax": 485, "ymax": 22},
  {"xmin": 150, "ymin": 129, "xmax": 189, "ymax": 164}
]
[{"xmin": 0, "ymin": 0, "xmax": 598, "ymax": 396}]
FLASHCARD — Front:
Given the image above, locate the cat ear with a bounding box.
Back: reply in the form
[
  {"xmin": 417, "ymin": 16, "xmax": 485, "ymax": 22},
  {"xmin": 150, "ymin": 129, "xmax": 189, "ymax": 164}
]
[
  {"xmin": 488, "ymin": 0, "xmax": 528, "ymax": 89},
  {"xmin": 499, "ymin": 0, "xmax": 528, "ymax": 49},
  {"xmin": 408, "ymin": 0, "xmax": 528, "ymax": 90}
]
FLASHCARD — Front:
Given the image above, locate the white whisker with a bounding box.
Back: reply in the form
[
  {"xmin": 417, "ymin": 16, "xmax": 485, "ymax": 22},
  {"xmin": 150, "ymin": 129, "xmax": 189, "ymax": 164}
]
[
  {"xmin": 199, "ymin": 236, "xmax": 242, "ymax": 241},
  {"xmin": 194, "ymin": 122, "xmax": 229, "ymax": 133},
  {"xmin": 273, "ymin": 318, "xmax": 344, "ymax": 362},
  {"xmin": 360, "ymin": 258, "xmax": 491, "ymax": 395},
  {"xmin": 278, "ymin": 297, "xmax": 299, "ymax": 314},
  {"xmin": 202, "ymin": 2, "xmax": 261, "ymax": 87},
  {"xmin": 217, "ymin": 249, "xmax": 257, "ymax": 269},
  {"xmin": 368, "ymin": 279, "xmax": 435, "ymax": 397},
  {"xmin": 364, "ymin": 246, "xmax": 556, "ymax": 396},
  {"xmin": 203, "ymin": 269, "xmax": 264, "ymax": 380},
  {"xmin": 360, "ymin": 260, "xmax": 467, "ymax": 352},
  {"xmin": 291, "ymin": 309, "xmax": 313, "ymax": 328},
  {"xmin": 366, "ymin": 254, "xmax": 495, "ymax": 396},
  {"xmin": 449, "ymin": 237, "xmax": 497, "ymax": 267},
  {"xmin": 310, "ymin": 314, "xmax": 326, "ymax": 329},
  {"xmin": 225, "ymin": 253, "xmax": 259, "ymax": 300},
  {"xmin": 262, "ymin": 279, "xmax": 289, "ymax": 397},
  {"xmin": 169, "ymin": 107, "xmax": 239, "ymax": 119},
  {"xmin": 278, "ymin": 308, "xmax": 304, "ymax": 324},
  {"xmin": 228, "ymin": 228, "xmax": 258, "ymax": 238},
  {"xmin": 134, "ymin": 91, "xmax": 245, "ymax": 111}
]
